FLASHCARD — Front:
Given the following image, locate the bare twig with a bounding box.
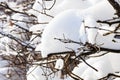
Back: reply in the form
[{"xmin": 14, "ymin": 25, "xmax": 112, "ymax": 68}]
[
  {"xmin": 0, "ymin": 2, "xmax": 36, "ymax": 18},
  {"xmin": 98, "ymin": 73, "xmax": 120, "ymax": 80},
  {"xmin": 0, "ymin": 31, "xmax": 35, "ymax": 49},
  {"xmin": 108, "ymin": 0, "xmax": 120, "ymax": 17}
]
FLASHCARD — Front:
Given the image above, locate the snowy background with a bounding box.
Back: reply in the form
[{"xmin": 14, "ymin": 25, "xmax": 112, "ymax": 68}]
[{"xmin": 0, "ymin": 0, "xmax": 120, "ymax": 80}]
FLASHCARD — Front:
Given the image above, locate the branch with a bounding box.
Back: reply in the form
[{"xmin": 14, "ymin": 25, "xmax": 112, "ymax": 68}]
[
  {"xmin": 45, "ymin": 0, "xmax": 56, "ymax": 10},
  {"xmin": 11, "ymin": 19, "xmax": 48, "ymax": 24},
  {"xmin": 0, "ymin": 31, "xmax": 35, "ymax": 50},
  {"xmin": 97, "ymin": 19, "xmax": 120, "ymax": 25},
  {"xmin": 0, "ymin": 2, "xmax": 36, "ymax": 18},
  {"xmin": 54, "ymin": 38, "xmax": 83, "ymax": 45},
  {"xmin": 108, "ymin": 0, "xmax": 120, "ymax": 17},
  {"xmin": 32, "ymin": 8, "xmax": 54, "ymax": 18},
  {"xmin": 98, "ymin": 73, "xmax": 120, "ymax": 80}
]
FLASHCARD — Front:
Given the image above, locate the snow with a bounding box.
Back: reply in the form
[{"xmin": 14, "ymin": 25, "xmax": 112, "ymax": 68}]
[
  {"xmin": 30, "ymin": 35, "xmax": 41, "ymax": 45},
  {"xmin": 1, "ymin": 0, "xmax": 120, "ymax": 80},
  {"xmin": 56, "ymin": 0, "xmax": 92, "ymax": 13},
  {"xmin": 0, "ymin": 67, "xmax": 23, "ymax": 80},
  {"xmin": 36, "ymin": 0, "xmax": 120, "ymax": 59},
  {"xmin": 84, "ymin": 16, "xmax": 98, "ymax": 44},
  {"xmin": 79, "ymin": 15, "xmax": 98, "ymax": 44},
  {"xmin": 11, "ymin": 13, "xmax": 24, "ymax": 21},
  {"xmin": 73, "ymin": 51, "xmax": 120, "ymax": 79},
  {"xmin": 27, "ymin": 65, "xmax": 46, "ymax": 80},
  {"xmin": 0, "ymin": 37, "xmax": 11, "ymax": 44},
  {"xmin": 79, "ymin": 22, "xmax": 88, "ymax": 44},
  {"xmin": 27, "ymin": 65, "xmax": 62, "ymax": 80},
  {"xmin": 0, "ymin": 0, "xmax": 6, "ymax": 2},
  {"xmin": 96, "ymin": 25, "xmax": 120, "ymax": 50},
  {"xmin": 89, "ymin": 0, "xmax": 104, "ymax": 5},
  {"xmin": 29, "ymin": 24, "xmax": 44, "ymax": 33},
  {"xmin": 108, "ymin": 53, "xmax": 120, "ymax": 72},
  {"xmin": 77, "ymin": 0, "xmax": 120, "ymax": 50},
  {"xmin": 32, "ymin": 0, "xmax": 43, "ymax": 12},
  {"xmin": 29, "ymin": 24, "xmax": 44, "ymax": 46},
  {"xmin": 37, "ymin": 14, "xmax": 52, "ymax": 23},
  {"xmin": 27, "ymin": 9, "xmax": 40, "ymax": 17},
  {"xmin": 38, "ymin": 10, "xmax": 83, "ymax": 57},
  {"xmin": 80, "ymin": 0, "xmax": 116, "ymax": 20},
  {"xmin": 73, "ymin": 52, "xmax": 113, "ymax": 80},
  {"xmin": 55, "ymin": 58, "xmax": 64, "ymax": 70},
  {"xmin": 38, "ymin": 0, "xmax": 119, "ymax": 57},
  {"xmin": 114, "ymin": 78, "xmax": 120, "ymax": 80},
  {"xmin": 0, "ymin": 60, "xmax": 10, "ymax": 68}
]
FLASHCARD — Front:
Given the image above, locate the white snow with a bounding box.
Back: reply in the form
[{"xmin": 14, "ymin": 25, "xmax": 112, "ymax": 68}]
[
  {"xmin": 27, "ymin": 65, "xmax": 62, "ymax": 80},
  {"xmin": 79, "ymin": 15, "xmax": 98, "ymax": 44},
  {"xmin": 37, "ymin": 0, "xmax": 120, "ymax": 58},
  {"xmin": 96, "ymin": 25, "xmax": 120, "ymax": 50},
  {"xmin": 77, "ymin": 0, "xmax": 120, "ymax": 50},
  {"xmin": 1, "ymin": 0, "xmax": 120, "ymax": 80},
  {"xmin": 89, "ymin": 0, "xmax": 104, "ymax": 5},
  {"xmin": 108, "ymin": 53, "xmax": 120, "ymax": 72},
  {"xmin": 37, "ymin": 14, "xmax": 52, "ymax": 23},
  {"xmin": 79, "ymin": 22, "xmax": 88, "ymax": 44},
  {"xmin": 38, "ymin": 10, "xmax": 83, "ymax": 57},
  {"xmin": 55, "ymin": 58, "xmax": 64, "ymax": 70},
  {"xmin": 79, "ymin": 0, "xmax": 116, "ymax": 20},
  {"xmin": 114, "ymin": 78, "xmax": 120, "ymax": 80},
  {"xmin": 32, "ymin": 0, "xmax": 43, "ymax": 12},
  {"xmin": 27, "ymin": 65, "xmax": 46, "ymax": 80},
  {"xmin": 73, "ymin": 52, "xmax": 113, "ymax": 80},
  {"xmin": 84, "ymin": 16, "xmax": 98, "ymax": 44},
  {"xmin": 29, "ymin": 24, "xmax": 44, "ymax": 33},
  {"xmin": 56, "ymin": 0, "xmax": 92, "ymax": 13},
  {"xmin": 0, "ymin": 60, "xmax": 10, "ymax": 68}
]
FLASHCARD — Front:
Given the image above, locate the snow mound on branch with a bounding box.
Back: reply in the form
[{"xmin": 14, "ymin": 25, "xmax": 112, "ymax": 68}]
[
  {"xmin": 36, "ymin": 0, "xmax": 120, "ymax": 58},
  {"xmin": 78, "ymin": 0, "xmax": 120, "ymax": 50},
  {"xmin": 36, "ymin": 10, "xmax": 83, "ymax": 57}
]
